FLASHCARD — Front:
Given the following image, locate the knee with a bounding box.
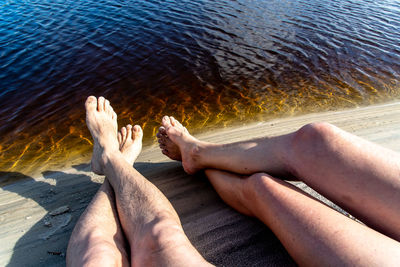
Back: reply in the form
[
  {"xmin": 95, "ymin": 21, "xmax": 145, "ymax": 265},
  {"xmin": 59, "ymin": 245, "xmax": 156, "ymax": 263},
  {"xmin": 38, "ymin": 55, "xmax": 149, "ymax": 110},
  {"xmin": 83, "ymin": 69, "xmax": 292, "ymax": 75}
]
[
  {"xmin": 242, "ymin": 173, "xmax": 281, "ymax": 215},
  {"xmin": 244, "ymin": 172, "xmax": 276, "ymax": 199},
  {"xmin": 291, "ymin": 122, "xmax": 338, "ymax": 153},
  {"xmin": 295, "ymin": 122, "xmax": 337, "ymax": 141}
]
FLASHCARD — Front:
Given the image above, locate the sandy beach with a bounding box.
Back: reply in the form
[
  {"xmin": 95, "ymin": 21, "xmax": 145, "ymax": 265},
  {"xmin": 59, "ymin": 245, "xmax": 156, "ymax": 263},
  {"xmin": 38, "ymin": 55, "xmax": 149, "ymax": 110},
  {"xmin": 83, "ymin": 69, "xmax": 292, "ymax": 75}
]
[{"xmin": 1, "ymin": 101, "xmax": 399, "ymax": 266}]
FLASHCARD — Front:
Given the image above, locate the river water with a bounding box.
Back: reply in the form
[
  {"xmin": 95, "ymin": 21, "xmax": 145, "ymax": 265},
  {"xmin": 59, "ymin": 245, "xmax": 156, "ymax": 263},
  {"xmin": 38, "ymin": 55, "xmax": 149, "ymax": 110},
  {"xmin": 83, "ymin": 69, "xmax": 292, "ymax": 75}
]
[{"xmin": 1, "ymin": 0, "xmax": 399, "ymax": 175}]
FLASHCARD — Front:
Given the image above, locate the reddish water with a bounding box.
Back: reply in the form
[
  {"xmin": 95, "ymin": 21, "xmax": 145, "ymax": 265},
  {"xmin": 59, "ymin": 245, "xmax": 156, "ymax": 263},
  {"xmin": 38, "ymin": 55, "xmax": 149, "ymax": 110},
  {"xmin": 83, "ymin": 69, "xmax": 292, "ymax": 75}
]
[{"xmin": 1, "ymin": 0, "xmax": 399, "ymax": 175}]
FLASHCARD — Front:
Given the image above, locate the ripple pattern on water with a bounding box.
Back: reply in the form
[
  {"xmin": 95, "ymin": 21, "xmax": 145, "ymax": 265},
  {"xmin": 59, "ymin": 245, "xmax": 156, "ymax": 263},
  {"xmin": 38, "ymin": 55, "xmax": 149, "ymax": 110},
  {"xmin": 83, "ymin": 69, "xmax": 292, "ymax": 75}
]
[{"xmin": 0, "ymin": 0, "xmax": 400, "ymax": 173}]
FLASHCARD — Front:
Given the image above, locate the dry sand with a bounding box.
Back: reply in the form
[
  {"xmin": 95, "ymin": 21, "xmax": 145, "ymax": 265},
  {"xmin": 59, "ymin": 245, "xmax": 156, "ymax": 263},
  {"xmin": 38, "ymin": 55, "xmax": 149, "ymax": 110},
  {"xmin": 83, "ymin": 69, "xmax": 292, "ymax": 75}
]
[{"xmin": 0, "ymin": 101, "xmax": 399, "ymax": 266}]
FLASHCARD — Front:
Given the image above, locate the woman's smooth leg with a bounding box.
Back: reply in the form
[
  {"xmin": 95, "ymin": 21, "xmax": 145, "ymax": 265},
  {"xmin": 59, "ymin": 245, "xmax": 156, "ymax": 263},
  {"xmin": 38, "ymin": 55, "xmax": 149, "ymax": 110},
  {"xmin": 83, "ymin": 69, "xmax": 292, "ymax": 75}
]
[
  {"xmin": 159, "ymin": 118, "xmax": 400, "ymax": 241},
  {"xmin": 205, "ymin": 169, "xmax": 400, "ymax": 266}
]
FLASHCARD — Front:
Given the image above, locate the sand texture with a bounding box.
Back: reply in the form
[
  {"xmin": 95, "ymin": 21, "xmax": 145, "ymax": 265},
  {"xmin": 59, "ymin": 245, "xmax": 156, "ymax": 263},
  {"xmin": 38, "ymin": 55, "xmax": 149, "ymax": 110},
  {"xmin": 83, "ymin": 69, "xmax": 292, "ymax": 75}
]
[{"xmin": 1, "ymin": 101, "xmax": 399, "ymax": 266}]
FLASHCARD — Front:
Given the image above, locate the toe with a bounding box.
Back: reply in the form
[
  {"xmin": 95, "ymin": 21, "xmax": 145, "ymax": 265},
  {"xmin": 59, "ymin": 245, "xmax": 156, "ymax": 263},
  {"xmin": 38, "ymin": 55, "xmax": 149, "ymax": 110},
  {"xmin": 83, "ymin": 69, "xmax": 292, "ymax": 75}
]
[
  {"xmin": 106, "ymin": 101, "xmax": 114, "ymax": 117},
  {"xmin": 98, "ymin": 97, "xmax": 105, "ymax": 112},
  {"xmin": 170, "ymin": 116, "xmax": 184, "ymax": 129},
  {"xmin": 162, "ymin": 116, "xmax": 172, "ymax": 128},
  {"xmin": 121, "ymin": 127, "xmax": 127, "ymax": 142},
  {"xmin": 133, "ymin": 125, "xmax": 143, "ymax": 140},
  {"xmin": 173, "ymin": 117, "xmax": 183, "ymax": 128},
  {"xmin": 170, "ymin": 116, "xmax": 177, "ymax": 126},
  {"xmin": 156, "ymin": 130, "xmax": 167, "ymax": 139},
  {"xmin": 105, "ymin": 99, "xmax": 111, "ymax": 113},
  {"xmin": 133, "ymin": 125, "xmax": 142, "ymax": 133},
  {"xmin": 85, "ymin": 96, "xmax": 97, "ymax": 111},
  {"xmin": 118, "ymin": 132, "xmax": 122, "ymax": 146},
  {"xmin": 126, "ymin": 124, "xmax": 132, "ymax": 140},
  {"xmin": 158, "ymin": 126, "xmax": 167, "ymax": 135},
  {"xmin": 157, "ymin": 134, "xmax": 167, "ymax": 144}
]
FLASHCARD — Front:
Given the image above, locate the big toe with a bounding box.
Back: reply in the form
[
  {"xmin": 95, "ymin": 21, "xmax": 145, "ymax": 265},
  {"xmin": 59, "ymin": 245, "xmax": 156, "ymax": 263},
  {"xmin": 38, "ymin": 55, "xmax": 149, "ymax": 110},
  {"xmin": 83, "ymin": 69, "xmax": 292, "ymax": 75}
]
[
  {"xmin": 162, "ymin": 116, "xmax": 173, "ymax": 128},
  {"xmin": 85, "ymin": 96, "xmax": 97, "ymax": 112}
]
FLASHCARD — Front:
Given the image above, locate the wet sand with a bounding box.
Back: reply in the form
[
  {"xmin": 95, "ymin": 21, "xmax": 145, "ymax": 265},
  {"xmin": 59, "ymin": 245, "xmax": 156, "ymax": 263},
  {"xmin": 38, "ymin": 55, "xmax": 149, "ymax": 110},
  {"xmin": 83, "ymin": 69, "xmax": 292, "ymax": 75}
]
[{"xmin": 1, "ymin": 101, "xmax": 399, "ymax": 266}]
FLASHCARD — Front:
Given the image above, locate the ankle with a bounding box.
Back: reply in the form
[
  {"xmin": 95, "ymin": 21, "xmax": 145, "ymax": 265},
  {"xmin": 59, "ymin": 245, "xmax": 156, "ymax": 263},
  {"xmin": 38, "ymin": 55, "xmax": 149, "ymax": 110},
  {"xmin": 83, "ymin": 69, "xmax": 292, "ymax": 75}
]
[
  {"xmin": 151, "ymin": 218, "xmax": 185, "ymax": 247},
  {"xmin": 189, "ymin": 143, "xmax": 201, "ymax": 162},
  {"xmin": 100, "ymin": 148, "xmax": 122, "ymax": 167},
  {"xmin": 133, "ymin": 216, "xmax": 188, "ymax": 263},
  {"xmin": 184, "ymin": 141, "xmax": 216, "ymax": 174},
  {"xmin": 188, "ymin": 141, "xmax": 210, "ymax": 166}
]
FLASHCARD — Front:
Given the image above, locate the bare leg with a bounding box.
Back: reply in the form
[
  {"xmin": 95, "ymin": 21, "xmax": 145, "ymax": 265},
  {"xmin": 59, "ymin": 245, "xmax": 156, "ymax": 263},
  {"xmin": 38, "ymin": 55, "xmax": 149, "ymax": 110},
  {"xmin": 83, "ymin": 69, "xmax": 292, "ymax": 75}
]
[
  {"xmin": 157, "ymin": 117, "xmax": 400, "ymax": 241},
  {"xmin": 85, "ymin": 97, "xmax": 210, "ymax": 266},
  {"xmin": 67, "ymin": 179, "xmax": 129, "ymax": 267},
  {"xmin": 204, "ymin": 169, "xmax": 400, "ymax": 266},
  {"xmin": 67, "ymin": 124, "xmax": 142, "ymax": 266}
]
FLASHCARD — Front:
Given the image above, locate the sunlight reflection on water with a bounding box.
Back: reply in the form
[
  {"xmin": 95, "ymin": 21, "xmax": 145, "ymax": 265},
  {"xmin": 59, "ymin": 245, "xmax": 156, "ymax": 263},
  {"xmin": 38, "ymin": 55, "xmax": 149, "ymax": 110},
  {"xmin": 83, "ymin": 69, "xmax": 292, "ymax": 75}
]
[{"xmin": 0, "ymin": 0, "xmax": 399, "ymax": 174}]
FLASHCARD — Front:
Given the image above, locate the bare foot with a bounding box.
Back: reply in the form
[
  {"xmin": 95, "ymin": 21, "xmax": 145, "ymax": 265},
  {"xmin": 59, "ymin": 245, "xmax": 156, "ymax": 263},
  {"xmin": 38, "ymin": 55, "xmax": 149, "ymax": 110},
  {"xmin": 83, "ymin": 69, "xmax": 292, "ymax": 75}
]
[
  {"xmin": 157, "ymin": 116, "xmax": 205, "ymax": 174},
  {"xmin": 156, "ymin": 125, "xmax": 183, "ymax": 161},
  {"xmin": 85, "ymin": 96, "xmax": 119, "ymax": 175},
  {"xmin": 117, "ymin": 124, "xmax": 143, "ymax": 165}
]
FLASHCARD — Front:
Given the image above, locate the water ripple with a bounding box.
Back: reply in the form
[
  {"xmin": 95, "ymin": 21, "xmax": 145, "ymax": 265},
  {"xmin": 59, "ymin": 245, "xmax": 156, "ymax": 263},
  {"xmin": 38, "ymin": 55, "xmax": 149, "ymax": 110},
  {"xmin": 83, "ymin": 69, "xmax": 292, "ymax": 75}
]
[{"xmin": 0, "ymin": 0, "xmax": 400, "ymax": 173}]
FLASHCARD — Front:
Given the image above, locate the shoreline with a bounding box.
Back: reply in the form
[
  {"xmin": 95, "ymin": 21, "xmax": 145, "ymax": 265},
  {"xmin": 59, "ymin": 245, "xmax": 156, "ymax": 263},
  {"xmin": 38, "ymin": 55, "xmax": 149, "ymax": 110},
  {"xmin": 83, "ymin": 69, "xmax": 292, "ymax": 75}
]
[
  {"xmin": 1, "ymin": 101, "xmax": 400, "ymax": 266},
  {"xmin": 141, "ymin": 100, "xmax": 400, "ymax": 161},
  {"xmin": 4, "ymin": 98, "xmax": 400, "ymax": 179}
]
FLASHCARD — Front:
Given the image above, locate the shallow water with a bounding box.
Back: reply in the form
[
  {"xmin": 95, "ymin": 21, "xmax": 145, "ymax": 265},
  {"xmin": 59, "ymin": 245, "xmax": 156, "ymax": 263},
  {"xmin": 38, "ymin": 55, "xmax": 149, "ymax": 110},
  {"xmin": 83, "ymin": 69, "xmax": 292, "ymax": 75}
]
[{"xmin": 1, "ymin": 0, "xmax": 399, "ymax": 174}]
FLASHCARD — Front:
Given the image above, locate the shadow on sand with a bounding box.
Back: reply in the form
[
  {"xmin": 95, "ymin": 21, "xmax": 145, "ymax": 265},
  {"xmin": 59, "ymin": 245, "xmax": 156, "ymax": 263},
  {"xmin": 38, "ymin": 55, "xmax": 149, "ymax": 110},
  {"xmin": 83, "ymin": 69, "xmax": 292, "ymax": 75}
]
[
  {"xmin": 1, "ymin": 161, "xmax": 294, "ymax": 266},
  {"xmin": 0, "ymin": 166, "xmax": 101, "ymax": 266}
]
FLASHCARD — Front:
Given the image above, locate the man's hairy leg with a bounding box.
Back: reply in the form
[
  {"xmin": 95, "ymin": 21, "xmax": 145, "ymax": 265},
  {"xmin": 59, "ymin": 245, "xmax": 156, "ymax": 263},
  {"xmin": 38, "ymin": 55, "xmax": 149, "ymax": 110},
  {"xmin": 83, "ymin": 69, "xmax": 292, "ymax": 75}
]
[
  {"xmin": 205, "ymin": 169, "xmax": 400, "ymax": 266},
  {"xmin": 85, "ymin": 96, "xmax": 210, "ymax": 266},
  {"xmin": 67, "ymin": 179, "xmax": 129, "ymax": 267},
  {"xmin": 158, "ymin": 117, "xmax": 400, "ymax": 241},
  {"xmin": 67, "ymin": 107, "xmax": 132, "ymax": 267}
]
